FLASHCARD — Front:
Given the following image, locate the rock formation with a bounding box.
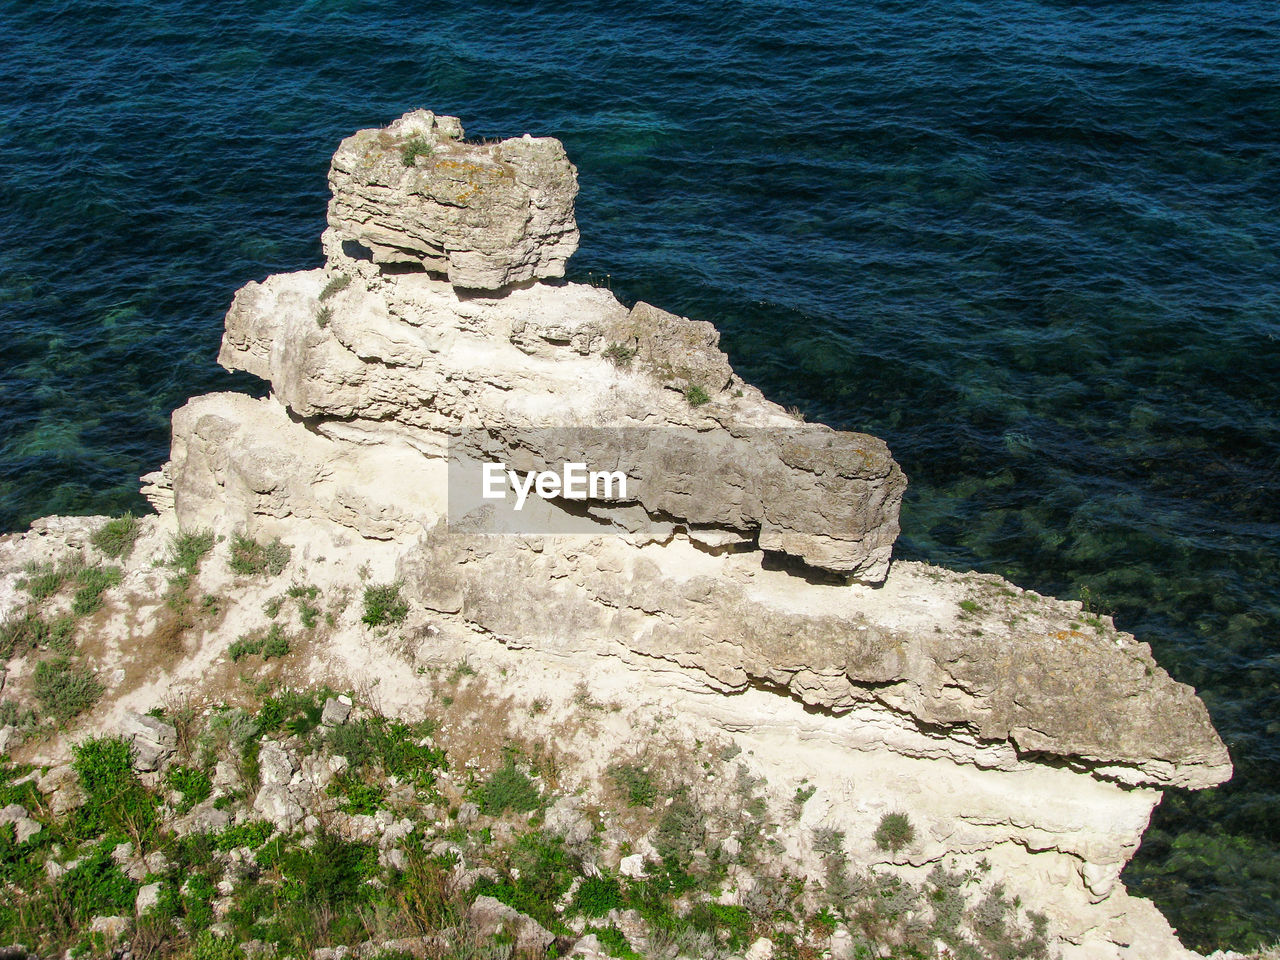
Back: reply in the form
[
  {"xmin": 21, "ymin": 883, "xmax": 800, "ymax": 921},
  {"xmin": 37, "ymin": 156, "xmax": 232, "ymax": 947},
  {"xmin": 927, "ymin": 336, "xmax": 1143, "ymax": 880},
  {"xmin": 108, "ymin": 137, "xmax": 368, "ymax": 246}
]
[
  {"xmin": 2, "ymin": 112, "xmax": 1234, "ymax": 960},
  {"xmin": 326, "ymin": 109, "xmax": 579, "ymax": 290}
]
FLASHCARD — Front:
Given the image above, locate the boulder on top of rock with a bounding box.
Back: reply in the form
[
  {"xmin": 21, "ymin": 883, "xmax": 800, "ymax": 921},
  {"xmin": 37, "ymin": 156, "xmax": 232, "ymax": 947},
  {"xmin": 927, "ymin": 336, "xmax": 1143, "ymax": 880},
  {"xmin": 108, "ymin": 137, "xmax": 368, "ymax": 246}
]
[{"xmin": 326, "ymin": 109, "xmax": 579, "ymax": 290}]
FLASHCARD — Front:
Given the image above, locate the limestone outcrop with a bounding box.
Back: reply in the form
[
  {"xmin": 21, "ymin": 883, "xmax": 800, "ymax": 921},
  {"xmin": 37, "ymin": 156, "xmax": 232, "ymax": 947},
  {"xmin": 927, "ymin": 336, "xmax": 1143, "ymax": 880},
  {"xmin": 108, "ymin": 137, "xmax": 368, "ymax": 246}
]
[
  {"xmin": 326, "ymin": 109, "xmax": 579, "ymax": 290},
  {"xmin": 0, "ymin": 111, "xmax": 1230, "ymax": 959},
  {"xmin": 213, "ymin": 264, "xmax": 906, "ymax": 580}
]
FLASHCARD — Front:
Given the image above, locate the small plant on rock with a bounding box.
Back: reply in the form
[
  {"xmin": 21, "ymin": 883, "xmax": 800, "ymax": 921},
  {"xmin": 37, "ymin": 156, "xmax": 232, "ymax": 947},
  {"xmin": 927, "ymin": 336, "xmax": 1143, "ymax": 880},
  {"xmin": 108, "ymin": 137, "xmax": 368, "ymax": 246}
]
[
  {"xmin": 18, "ymin": 557, "xmax": 80, "ymax": 602},
  {"xmin": 228, "ymin": 534, "xmax": 291, "ymax": 577},
  {"xmin": 362, "ymin": 581, "xmax": 409, "ymax": 627},
  {"xmin": 33, "ymin": 657, "xmax": 102, "ymax": 722},
  {"xmin": 71, "ymin": 563, "xmax": 123, "ymax": 616},
  {"xmin": 603, "ymin": 342, "xmax": 637, "ymax": 368},
  {"xmin": 874, "ymin": 810, "xmax": 915, "ymax": 853},
  {"xmin": 92, "ymin": 513, "xmax": 140, "ymax": 559},
  {"xmin": 0, "ymin": 611, "xmax": 74, "ymax": 660},
  {"xmin": 684, "ymin": 383, "xmax": 711, "ymax": 407},
  {"xmin": 169, "ymin": 529, "xmax": 215, "ymax": 574},
  {"xmin": 401, "ymin": 137, "xmax": 434, "ymax": 166},
  {"xmin": 318, "ymin": 273, "xmax": 351, "ymax": 301}
]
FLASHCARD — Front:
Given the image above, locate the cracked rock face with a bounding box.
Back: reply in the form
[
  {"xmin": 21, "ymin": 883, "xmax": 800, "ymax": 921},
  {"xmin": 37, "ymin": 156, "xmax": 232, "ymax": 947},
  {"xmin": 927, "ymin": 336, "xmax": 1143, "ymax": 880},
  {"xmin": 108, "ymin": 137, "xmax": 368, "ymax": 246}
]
[{"xmin": 326, "ymin": 109, "xmax": 579, "ymax": 290}]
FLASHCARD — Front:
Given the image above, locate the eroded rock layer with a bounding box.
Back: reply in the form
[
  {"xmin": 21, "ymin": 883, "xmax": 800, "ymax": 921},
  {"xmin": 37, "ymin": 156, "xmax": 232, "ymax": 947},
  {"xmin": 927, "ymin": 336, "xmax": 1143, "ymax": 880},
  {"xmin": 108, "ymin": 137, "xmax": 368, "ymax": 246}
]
[{"xmin": 214, "ymin": 263, "xmax": 907, "ymax": 580}]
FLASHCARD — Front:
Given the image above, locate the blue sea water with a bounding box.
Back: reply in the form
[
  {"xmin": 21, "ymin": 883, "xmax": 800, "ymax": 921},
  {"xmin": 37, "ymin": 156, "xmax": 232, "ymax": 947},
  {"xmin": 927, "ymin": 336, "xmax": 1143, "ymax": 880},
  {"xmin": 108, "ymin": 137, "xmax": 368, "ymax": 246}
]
[{"xmin": 1, "ymin": 0, "xmax": 1277, "ymax": 949}]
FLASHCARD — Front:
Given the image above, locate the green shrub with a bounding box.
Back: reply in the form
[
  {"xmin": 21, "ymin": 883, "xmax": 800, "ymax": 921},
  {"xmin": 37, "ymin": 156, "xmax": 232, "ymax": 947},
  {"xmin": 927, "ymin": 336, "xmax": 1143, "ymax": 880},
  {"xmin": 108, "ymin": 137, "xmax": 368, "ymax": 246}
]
[
  {"xmin": 813, "ymin": 826, "xmax": 846, "ymax": 858},
  {"xmin": 362, "ymin": 582, "xmax": 408, "ymax": 627},
  {"xmin": 325, "ymin": 715, "xmax": 447, "ymax": 786},
  {"xmin": 573, "ymin": 876, "xmax": 622, "ymax": 917},
  {"xmin": 474, "ymin": 759, "xmax": 541, "ymax": 816},
  {"xmin": 324, "ymin": 719, "xmax": 373, "ymax": 766},
  {"xmin": 189, "ymin": 931, "xmax": 245, "ymax": 960},
  {"xmin": 255, "ymin": 688, "xmax": 329, "ymax": 737},
  {"xmin": 169, "ymin": 529, "xmax": 215, "ymax": 573},
  {"xmin": 166, "ymin": 764, "xmax": 212, "ymax": 814},
  {"xmin": 213, "ymin": 820, "xmax": 274, "ymax": 851},
  {"xmin": 278, "ymin": 830, "xmax": 378, "ymax": 905},
  {"xmin": 0, "ymin": 764, "xmax": 41, "ymax": 810},
  {"xmin": 59, "ymin": 845, "xmax": 138, "ymax": 921},
  {"xmin": 653, "ymin": 787, "xmax": 704, "ymax": 868},
  {"xmin": 49, "ymin": 616, "xmax": 77, "ymax": 651},
  {"xmin": 319, "ymin": 273, "xmax": 352, "ymax": 301},
  {"xmin": 687, "ymin": 901, "xmax": 753, "ymax": 950},
  {"xmin": 609, "ymin": 762, "xmax": 657, "ymax": 807},
  {"xmin": 316, "ymin": 305, "xmax": 333, "ymax": 328},
  {"xmin": 33, "ymin": 657, "xmax": 102, "ymax": 722},
  {"xmin": 874, "ymin": 811, "xmax": 915, "ymax": 853},
  {"xmin": 228, "ymin": 634, "xmax": 263, "ymax": 662},
  {"xmin": 71, "ymin": 563, "xmax": 123, "ymax": 616},
  {"xmin": 298, "ymin": 600, "xmax": 320, "ymax": 629},
  {"xmin": 474, "ymin": 831, "xmax": 574, "ymax": 929},
  {"xmin": 331, "ymin": 774, "xmax": 386, "ymax": 815},
  {"xmin": 228, "ymin": 534, "xmax": 291, "ymax": 576},
  {"xmin": 183, "ymin": 873, "xmax": 217, "ymax": 931},
  {"xmin": 0, "ymin": 701, "xmax": 38, "ymax": 735},
  {"xmin": 92, "ymin": 513, "xmax": 140, "ymax": 559},
  {"xmin": 72, "ymin": 736, "xmax": 158, "ymax": 840},
  {"xmin": 587, "ymin": 924, "xmax": 643, "ymax": 960},
  {"xmin": 684, "ymin": 384, "xmax": 711, "ymax": 407},
  {"xmin": 793, "ymin": 782, "xmax": 817, "ymax": 815},
  {"xmin": 261, "ymin": 624, "xmax": 291, "ymax": 659},
  {"xmin": 230, "ymin": 624, "xmax": 289, "ymax": 663},
  {"xmin": 400, "ymin": 137, "xmax": 434, "ymax": 166}
]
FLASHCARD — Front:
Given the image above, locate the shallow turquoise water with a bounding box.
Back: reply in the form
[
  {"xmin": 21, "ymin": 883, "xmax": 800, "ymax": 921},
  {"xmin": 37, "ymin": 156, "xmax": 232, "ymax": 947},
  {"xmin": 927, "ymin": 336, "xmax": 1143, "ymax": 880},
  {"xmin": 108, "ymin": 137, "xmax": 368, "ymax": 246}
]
[{"xmin": 1, "ymin": 0, "xmax": 1277, "ymax": 949}]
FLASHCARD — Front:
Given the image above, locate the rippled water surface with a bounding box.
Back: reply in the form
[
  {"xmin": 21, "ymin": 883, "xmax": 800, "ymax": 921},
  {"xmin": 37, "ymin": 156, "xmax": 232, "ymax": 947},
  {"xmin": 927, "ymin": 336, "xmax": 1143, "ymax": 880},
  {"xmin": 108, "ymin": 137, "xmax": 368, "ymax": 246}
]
[{"xmin": 2, "ymin": 0, "xmax": 1277, "ymax": 949}]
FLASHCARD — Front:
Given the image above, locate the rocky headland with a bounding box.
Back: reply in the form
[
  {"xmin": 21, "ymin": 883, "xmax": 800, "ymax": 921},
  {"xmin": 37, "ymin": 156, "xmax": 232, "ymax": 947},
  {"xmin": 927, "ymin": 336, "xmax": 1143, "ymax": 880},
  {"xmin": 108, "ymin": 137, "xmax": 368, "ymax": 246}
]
[{"xmin": 0, "ymin": 111, "xmax": 1234, "ymax": 960}]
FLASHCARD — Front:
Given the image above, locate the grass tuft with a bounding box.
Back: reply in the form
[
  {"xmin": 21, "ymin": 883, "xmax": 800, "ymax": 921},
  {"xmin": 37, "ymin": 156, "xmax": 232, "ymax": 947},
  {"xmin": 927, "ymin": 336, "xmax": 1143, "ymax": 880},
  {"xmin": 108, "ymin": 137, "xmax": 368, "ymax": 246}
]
[
  {"xmin": 92, "ymin": 513, "xmax": 140, "ymax": 559},
  {"xmin": 684, "ymin": 384, "xmax": 711, "ymax": 407},
  {"xmin": 169, "ymin": 529, "xmax": 215, "ymax": 574},
  {"xmin": 228, "ymin": 534, "xmax": 291, "ymax": 577},
  {"xmin": 874, "ymin": 810, "xmax": 915, "ymax": 853},
  {"xmin": 72, "ymin": 563, "xmax": 123, "ymax": 616},
  {"xmin": 32, "ymin": 656, "xmax": 102, "ymax": 722},
  {"xmin": 400, "ymin": 137, "xmax": 434, "ymax": 166},
  {"xmin": 362, "ymin": 582, "xmax": 408, "ymax": 627}
]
